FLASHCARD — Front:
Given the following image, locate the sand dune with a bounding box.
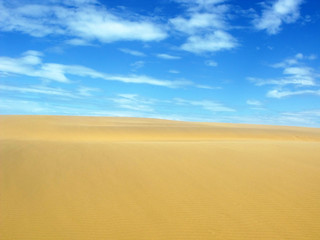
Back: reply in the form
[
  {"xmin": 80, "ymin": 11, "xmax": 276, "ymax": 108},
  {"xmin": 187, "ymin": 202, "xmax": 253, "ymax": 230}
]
[{"xmin": 1, "ymin": 115, "xmax": 320, "ymax": 239}]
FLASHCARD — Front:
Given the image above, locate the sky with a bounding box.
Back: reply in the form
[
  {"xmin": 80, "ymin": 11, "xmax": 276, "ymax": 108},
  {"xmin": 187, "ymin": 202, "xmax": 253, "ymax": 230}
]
[{"xmin": 0, "ymin": 0, "xmax": 320, "ymax": 127}]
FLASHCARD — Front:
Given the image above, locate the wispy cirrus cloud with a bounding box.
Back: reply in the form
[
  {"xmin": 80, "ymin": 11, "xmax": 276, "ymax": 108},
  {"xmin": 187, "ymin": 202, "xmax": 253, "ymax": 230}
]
[
  {"xmin": 246, "ymin": 99, "xmax": 262, "ymax": 106},
  {"xmin": 0, "ymin": 84, "xmax": 101, "ymax": 99},
  {"xmin": 174, "ymin": 0, "xmax": 227, "ymax": 10},
  {"xmin": 106, "ymin": 95, "xmax": 235, "ymax": 118},
  {"xmin": 267, "ymin": 89, "xmax": 320, "ymax": 98},
  {"xmin": 219, "ymin": 109, "xmax": 320, "ymax": 127},
  {"xmin": 156, "ymin": 53, "xmax": 181, "ymax": 60},
  {"xmin": 249, "ymin": 53, "xmax": 320, "ymax": 99},
  {"xmin": 249, "ymin": 53, "xmax": 319, "ymax": 87},
  {"xmin": 253, "ymin": 0, "xmax": 304, "ymax": 34},
  {"xmin": 0, "ymin": 98, "xmax": 48, "ymax": 114},
  {"xmin": 0, "ymin": 84, "xmax": 76, "ymax": 98},
  {"xmin": 77, "ymin": 86, "xmax": 100, "ymax": 97},
  {"xmin": 205, "ymin": 60, "xmax": 218, "ymax": 67},
  {"xmin": 65, "ymin": 38, "xmax": 94, "ymax": 46},
  {"xmin": 0, "ymin": 50, "xmax": 71, "ymax": 83},
  {"xmin": 130, "ymin": 61, "xmax": 145, "ymax": 71},
  {"xmin": 169, "ymin": 70, "xmax": 180, "ymax": 74},
  {"xmin": 109, "ymin": 94, "xmax": 155, "ymax": 112},
  {"xmin": 174, "ymin": 98, "xmax": 235, "ymax": 112},
  {"xmin": 0, "ymin": 0, "xmax": 167, "ymax": 43},
  {"xmin": 281, "ymin": 109, "xmax": 320, "ymax": 124},
  {"xmin": 195, "ymin": 85, "xmax": 221, "ymax": 90},
  {"xmin": 248, "ymin": 67, "xmax": 316, "ymax": 87},
  {"xmin": 119, "ymin": 48, "xmax": 146, "ymax": 57},
  {"xmin": 0, "ymin": 51, "xmax": 192, "ymax": 88},
  {"xmin": 271, "ymin": 53, "xmax": 317, "ymax": 68},
  {"xmin": 106, "ymin": 75, "xmax": 191, "ymax": 88}
]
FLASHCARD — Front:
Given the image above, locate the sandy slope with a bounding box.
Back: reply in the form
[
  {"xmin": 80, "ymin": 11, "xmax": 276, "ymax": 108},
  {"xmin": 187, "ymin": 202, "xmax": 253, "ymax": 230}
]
[{"xmin": 1, "ymin": 115, "xmax": 320, "ymax": 239}]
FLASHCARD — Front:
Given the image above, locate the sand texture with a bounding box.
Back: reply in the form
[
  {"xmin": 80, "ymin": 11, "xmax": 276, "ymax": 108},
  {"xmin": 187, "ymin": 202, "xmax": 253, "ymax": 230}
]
[{"xmin": 1, "ymin": 115, "xmax": 320, "ymax": 239}]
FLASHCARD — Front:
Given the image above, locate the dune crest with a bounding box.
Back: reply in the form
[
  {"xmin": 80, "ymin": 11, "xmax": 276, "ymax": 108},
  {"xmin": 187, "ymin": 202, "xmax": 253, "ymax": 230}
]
[
  {"xmin": 1, "ymin": 115, "xmax": 320, "ymax": 142},
  {"xmin": 1, "ymin": 115, "xmax": 320, "ymax": 239}
]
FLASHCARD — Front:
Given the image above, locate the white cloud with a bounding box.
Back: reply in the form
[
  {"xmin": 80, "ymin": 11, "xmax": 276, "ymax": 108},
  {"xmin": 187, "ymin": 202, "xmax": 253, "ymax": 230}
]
[
  {"xmin": 0, "ymin": 50, "xmax": 70, "ymax": 82},
  {"xmin": 174, "ymin": 98, "xmax": 235, "ymax": 112},
  {"xmin": 249, "ymin": 53, "xmax": 319, "ymax": 87},
  {"xmin": 171, "ymin": 0, "xmax": 237, "ymax": 54},
  {"xmin": 205, "ymin": 60, "xmax": 218, "ymax": 67},
  {"xmin": 278, "ymin": 110, "xmax": 320, "ymax": 126},
  {"xmin": 249, "ymin": 53, "xmax": 320, "ymax": 99},
  {"xmin": 181, "ymin": 30, "xmax": 237, "ymax": 53},
  {"xmin": 267, "ymin": 89, "xmax": 320, "ymax": 98},
  {"xmin": 250, "ymin": 77, "xmax": 315, "ymax": 88},
  {"xmin": 0, "ymin": 84, "xmax": 102, "ymax": 98},
  {"xmin": 0, "ymin": 51, "xmax": 192, "ymax": 88},
  {"xmin": 253, "ymin": 0, "xmax": 304, "ymax": 34},
  {"xmin": 65, "ymin": 38, "xmax": 93, "ymax": 46},
  {"xmin": 156, "ymin": 54, "xmax": 181, "ymax": 60},
  {"xmin": 246, "ymin": 99, "xmax": 262, "ymax": 106},
  {"xmin": 283, "ymin": 66, "xmax": 312, "ymax": 76},
  {"xmin": 130, "ymin": 61, "xmax": 145, "ymax": 70},
  {"xmin": 195, "ymin": 85, "xmax": 221, "ymax": 90},
  {"xmin": 248, "ymin": 71, "xmax": 316, "ymax": 87},
  {"xmin": 119, "ymin": 48, "xmax": 146, "ymax": 57},
  {"xmin": 272, "ymin": 53, "xmax": 317, "ymax": 68},
  {"xmin": 220, "ymin": 110, "xmax": 320, "ymax": 127},
  {"xmin": 106, "ymin": 75, "xmax": 191, "ymax": 88},
  {"xmin": 170, "ymin": 12, "xmax": 226, "ymax": 34},
  {"xmin": 0, "ymin": 0, "xmax": 167, "ymax": 43},
  {"xmin": 0, "ymin": 98, "xmax": 48, "ymax": 113},
  {"xmin": 77, "ymin": 86, "xmax": 99, "ymax": 96},
  {"xmin": 107, "ymin": 95, "xmax": 235, "ymax": 120},
  {"xmin": 1, "ymin": 0, "xmax": 237, "ymax": 54},
  {"xmin": 174, "ymin": 0, "xmax": 227, "ymax": 12},
  {"xmin": 110, "ymin": 94, "xmax": 155, "ymax": 112},
  {"xmin": 62, "ymin": 7, "xmax": 167, "ymax": 43},
  {"xmin": 307, "ymin": 54, "xmax": 317, "ymax": 60},
  {"xmin": 0, "ymin": 97, "xmax": 109, "ymax": 116},
  {"xmin": 0, "ymin": 84, "xmax": 76, "ymax": 98},
  {"xmin": 169, "ymin": 70, "xmax": 180, "ymax": 74}
]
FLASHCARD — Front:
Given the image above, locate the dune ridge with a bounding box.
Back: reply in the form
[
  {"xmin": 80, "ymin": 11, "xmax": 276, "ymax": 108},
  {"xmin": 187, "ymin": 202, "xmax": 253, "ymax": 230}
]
[
  {"xmin": 1, "ymin": 115, "xmax": 320, "ymax": 142},
  {"xmin": 1, "ymin": 115, "xmax": 320, "ymax": 239}
]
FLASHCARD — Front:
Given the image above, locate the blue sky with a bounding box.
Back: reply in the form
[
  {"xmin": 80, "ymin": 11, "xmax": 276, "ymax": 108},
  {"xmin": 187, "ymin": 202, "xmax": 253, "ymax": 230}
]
[{"xmin": 0, "ymin": 0, "xmax": 320, "ymax": 127}]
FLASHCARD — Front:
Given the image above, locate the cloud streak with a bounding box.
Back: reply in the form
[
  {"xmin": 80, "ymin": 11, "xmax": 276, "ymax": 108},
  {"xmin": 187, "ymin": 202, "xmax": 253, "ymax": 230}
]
[
  {"xmin": 0, "ymin": 84, "xmax": 76, "ymax": 98},
  {"xmin": 109, "ymin": 94, "xmax": 155, "ymax": 112},
  {"xmin": 205, "ymin": 60, "xmax": 218, "ymax": 67},
  {"xmin": 174, "ymin": 98, "xmax": 235, "ymax": 112},
  {"xmin": 267, "ymin": 89, "xmax": 320, "ymax": 98},
  {"xmin": 119, "ymin": 48, "xmax": 146, "ymax": 57},
  {"xmin": 0, "ymin": 51, "xmax": 192, "ymax": 88},
  {"xmin": 246, "ymin": 99, "xmax": 262, "ymax": 106},
  {"xmin": 156, "ymin": 54, "xmax": 181, "ymax": 60},
  {"xmin": 0, "ymin": 50, "xmax": 70, "ymax": 83}
]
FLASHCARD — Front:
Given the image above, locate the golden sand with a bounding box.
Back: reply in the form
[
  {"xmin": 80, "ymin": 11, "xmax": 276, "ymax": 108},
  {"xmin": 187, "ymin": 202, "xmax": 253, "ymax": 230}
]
[{"xmin": 1, "ymin": 115, "xmax": 320, "ymax": 239}]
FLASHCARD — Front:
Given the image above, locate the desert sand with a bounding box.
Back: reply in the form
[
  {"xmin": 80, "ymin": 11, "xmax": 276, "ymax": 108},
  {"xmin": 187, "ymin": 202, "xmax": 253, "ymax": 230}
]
[{"xmin": 1, "ymin": 115, "xmax": 320, "ymax": 239}]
